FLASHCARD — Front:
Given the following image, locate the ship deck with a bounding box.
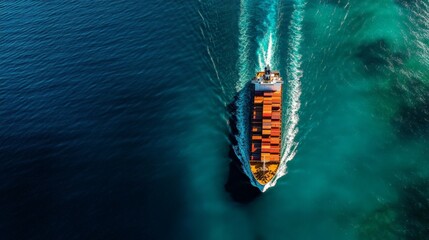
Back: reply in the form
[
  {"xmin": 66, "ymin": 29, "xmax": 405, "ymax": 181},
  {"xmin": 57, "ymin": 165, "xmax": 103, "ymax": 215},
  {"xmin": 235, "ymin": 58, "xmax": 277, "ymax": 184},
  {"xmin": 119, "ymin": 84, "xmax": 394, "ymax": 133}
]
[{"xmin": 250, "ymin": 89, "xmax": 282, "ymax": 185}]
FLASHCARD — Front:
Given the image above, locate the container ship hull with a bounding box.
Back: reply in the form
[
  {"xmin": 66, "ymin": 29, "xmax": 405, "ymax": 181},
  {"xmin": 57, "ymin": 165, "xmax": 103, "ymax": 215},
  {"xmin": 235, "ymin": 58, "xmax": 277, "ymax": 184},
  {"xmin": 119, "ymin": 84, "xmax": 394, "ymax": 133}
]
[{"xmin": 250, "ymin": 66, "xmax": 282, "ymax": 186}]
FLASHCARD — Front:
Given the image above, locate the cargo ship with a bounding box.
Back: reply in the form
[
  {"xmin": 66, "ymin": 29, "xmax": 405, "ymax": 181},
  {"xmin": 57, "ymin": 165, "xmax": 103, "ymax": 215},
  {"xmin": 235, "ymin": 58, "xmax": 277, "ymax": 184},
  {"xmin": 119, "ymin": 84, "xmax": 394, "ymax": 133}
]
[{"xmin": 250, "ymin": 65, "xmax": 282, "ymax": 185}]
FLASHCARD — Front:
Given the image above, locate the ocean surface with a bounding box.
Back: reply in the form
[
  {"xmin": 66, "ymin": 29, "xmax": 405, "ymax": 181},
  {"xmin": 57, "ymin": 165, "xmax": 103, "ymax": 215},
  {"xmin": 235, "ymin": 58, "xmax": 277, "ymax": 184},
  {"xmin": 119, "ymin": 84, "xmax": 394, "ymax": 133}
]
[{"xmin": 1, "ymin": 0, "xmax": 429, "ymax": 239}]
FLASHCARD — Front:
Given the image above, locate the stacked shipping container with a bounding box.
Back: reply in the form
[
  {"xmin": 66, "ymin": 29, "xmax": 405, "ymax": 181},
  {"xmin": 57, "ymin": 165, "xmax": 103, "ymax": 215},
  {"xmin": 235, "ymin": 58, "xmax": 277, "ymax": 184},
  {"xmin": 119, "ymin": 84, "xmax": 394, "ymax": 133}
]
[{"xmin": 250, "ymin": 89, "xmax": 282, "ymax": 162}]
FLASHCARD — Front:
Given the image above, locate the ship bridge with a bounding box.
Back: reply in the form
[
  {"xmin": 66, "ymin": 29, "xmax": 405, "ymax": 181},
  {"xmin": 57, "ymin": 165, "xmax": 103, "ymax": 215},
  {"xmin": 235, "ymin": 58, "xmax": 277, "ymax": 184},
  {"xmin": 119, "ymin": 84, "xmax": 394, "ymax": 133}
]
[{"xmin": 252, "ymin": 65, "xmax": 283, "ymax": 91}]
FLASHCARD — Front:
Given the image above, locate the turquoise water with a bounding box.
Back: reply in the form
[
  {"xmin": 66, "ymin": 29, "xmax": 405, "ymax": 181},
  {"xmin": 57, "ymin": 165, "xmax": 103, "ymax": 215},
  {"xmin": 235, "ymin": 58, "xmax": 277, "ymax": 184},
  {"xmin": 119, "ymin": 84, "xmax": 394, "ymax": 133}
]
[{"xmin": 1, "ymin": 0, "xmax": 429, "ymax": 239}]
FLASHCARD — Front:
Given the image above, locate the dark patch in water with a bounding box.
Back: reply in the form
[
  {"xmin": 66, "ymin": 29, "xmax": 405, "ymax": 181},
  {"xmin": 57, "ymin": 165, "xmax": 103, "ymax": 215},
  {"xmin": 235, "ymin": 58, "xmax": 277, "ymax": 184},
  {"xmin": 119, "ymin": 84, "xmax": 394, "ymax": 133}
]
[
  {"xmin": 393, "ymin": 103, "xmax": 429, "ymax": 138},
  {"xmin": 399, "ymin": 180, "xmax": 429, "ymax": 239},
  {"xmin": 357, "ymin": 204, "xmax": 402, "ymax": 239},
  {"xmin": 392, "ymin": 79, "xmax": 429, "ymax": 138},
  {"xmin": 357, "ymin": 178, "xmax": 429, "ymax": 239},
  {"xmin": 355, "ymin": 39, "xmax": 406, "ymax": 75}
]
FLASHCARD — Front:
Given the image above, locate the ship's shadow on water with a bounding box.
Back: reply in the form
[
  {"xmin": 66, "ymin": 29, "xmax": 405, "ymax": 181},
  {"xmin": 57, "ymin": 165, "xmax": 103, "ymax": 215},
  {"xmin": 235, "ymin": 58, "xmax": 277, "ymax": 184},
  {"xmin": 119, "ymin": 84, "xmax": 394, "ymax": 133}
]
[{"xmin": 224, "ymin": 87, "xmax": 262, "ymax": 203}]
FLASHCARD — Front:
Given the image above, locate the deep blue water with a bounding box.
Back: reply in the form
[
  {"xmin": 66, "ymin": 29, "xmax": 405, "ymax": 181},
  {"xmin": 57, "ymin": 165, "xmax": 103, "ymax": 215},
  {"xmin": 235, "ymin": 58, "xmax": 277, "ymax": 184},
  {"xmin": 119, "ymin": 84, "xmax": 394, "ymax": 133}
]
[{"xmin": 1, "ymin": 0, "xmax": 429, "ymax": 239}]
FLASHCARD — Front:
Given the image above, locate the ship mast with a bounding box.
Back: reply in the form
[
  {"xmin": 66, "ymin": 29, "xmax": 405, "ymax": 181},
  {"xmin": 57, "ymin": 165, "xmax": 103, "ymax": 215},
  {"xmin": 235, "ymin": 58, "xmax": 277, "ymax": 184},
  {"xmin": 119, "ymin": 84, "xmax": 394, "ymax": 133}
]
[
  {"xmin": 262, "ymin": 155, "xmax": 267, "ymax": 172},
  {"xmin": 264, "ymin": 65, "xmax": 271, "ymax": 81}
]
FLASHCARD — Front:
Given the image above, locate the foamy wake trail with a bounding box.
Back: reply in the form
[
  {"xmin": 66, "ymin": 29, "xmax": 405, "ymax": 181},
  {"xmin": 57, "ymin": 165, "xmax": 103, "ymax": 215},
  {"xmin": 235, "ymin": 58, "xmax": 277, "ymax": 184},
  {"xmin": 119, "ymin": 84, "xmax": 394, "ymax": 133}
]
[
  {"xmin": 234, "ymin": 0, "xmax": 305, "ymax": 191},
  {"xmin": 257, "ymin": 1, "xmax": 279, "ymax": 69}
]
